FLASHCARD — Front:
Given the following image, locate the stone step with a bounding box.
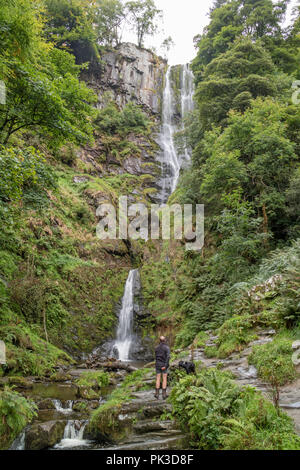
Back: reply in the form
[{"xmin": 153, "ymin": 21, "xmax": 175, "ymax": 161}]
[
  {"xmin": 133, "ymin": 419, "xmax": 176, "ymax": 434},
  {"xmin": 102, "ymin": 433, "xmax": 187, "ymax": 451}
]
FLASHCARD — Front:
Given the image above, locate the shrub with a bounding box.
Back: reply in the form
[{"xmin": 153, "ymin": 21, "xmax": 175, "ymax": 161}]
[
  {"xmin": 169, "ymin": 368, "xmax": 300, "ymax": 450},
  {"xmin": 248, "ymin": 334, "xmax": 297, "ymax": 406},
  {"xmin": 95, "ymin": 101, "xmax": 150, "ymax": 136},
  {"xmin": 0, "ymin": 146, "xmax": 55, "ymax": 202},
  {"xmin": 76, "ymin": 371, "xmax": 110, "ymax": 389},
  {"xmin": 0, "ymin": 387, "xmax": 37, "ymax": 449},
  {"xmin": 216, "ymin": 315, "xmax": 257, "ymax": 358}
]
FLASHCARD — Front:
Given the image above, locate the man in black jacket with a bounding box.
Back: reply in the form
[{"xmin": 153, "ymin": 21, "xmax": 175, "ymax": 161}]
[{"xmin": 154, "ymin": 336, "xmax": 170, "ymax": 400}]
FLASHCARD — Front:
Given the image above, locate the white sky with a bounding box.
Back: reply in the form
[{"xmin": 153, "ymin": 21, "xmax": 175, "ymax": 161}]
[{"xmin": 123, "ymin": 0, "xmax": 299, "ymax": 65}]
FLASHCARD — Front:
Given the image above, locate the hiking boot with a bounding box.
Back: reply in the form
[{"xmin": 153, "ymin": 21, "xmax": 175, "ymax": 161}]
[
  {"xmin": 162, "ymin": 388, "xmax": 168, "ymax": 400},
  {"xmin": 154, "ymin": 388, "xmax": 160, "ymax": 399}
]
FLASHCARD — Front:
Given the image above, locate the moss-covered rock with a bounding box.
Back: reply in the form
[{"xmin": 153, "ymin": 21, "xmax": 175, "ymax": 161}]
[{"xmin": 25, "ymin": 420, "xmax": 66, "ymax": 450}]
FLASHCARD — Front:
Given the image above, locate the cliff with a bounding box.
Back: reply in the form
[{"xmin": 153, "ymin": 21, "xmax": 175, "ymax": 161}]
[{"xmin": 83, "ymin": 42, "xmax": 167, "ymax": 115}]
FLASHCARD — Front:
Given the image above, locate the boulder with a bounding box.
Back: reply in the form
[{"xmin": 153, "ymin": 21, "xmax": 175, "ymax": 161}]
[
  {"xmin": 38, "ymin": 398, "xmax": 56, "ymax": 410},
  {"xmin": 25, "ymin": 420, "xmax": 66, "ymax": 450}
]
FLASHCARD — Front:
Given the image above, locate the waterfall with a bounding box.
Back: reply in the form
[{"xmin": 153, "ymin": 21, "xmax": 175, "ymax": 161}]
[
  {"xmin": 9, "ymin": 430, "xmax": 26, "ymax": 450},
  {"xmin": 53, "ymin": 399, "xmax": 73, "ymax": 414},
  {"xmin": 113, "ymin": 269, "xmax": 138, "ymax": 362},
  {"xmin": 181, "ymin": 64, "xmax": 194, "ymax": 120},
  {"xmin": 159, "ymin": 66, "xmax": 181, "ymax": 201},
  {"xmin": 158, "ymin": 63, "xmax": 194, "ymax": 203},
  {"xmin": 180, "ymin": 64, "xmax": 194, "ymax": 163},
  {"xmin": 54, "ymin": 420, "xmax": 89, "ymax": 449}
]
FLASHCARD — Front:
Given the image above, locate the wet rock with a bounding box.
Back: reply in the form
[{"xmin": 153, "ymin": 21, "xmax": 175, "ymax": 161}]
[
  {"xmin": 133, "ymin": 420, "xmax": 176, "ymax": 434},
  {"xmin": 38, "ymin": 398, "xmax": 56, "ymax": 410},
  {"xmin": 236, "ymin": 365, "xmax": 258, "ymax": 379},
  {"xmin": 123, "ymin": 156, "xmax": 142, "ymax": 175},
  {"xmin": 25, "ymin": 420, "xmax": 66, "ymax": 450},
  {"xmin": 7, "ymin": 376, "xmax": 33, "ymax": 389},
  {"xmin": 77, "ymin": 386, "xmax": 99, "ymax": 400},
  {"xmin": 50, "ymin": 370, "xmax": 72, "ymax": 382}
]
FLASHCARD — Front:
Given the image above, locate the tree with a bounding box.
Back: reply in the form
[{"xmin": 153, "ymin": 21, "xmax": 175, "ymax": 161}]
[
  {"xmin": 126, "ymin": 0, "xmax": 162, "ymax": 48},
  {"xmin": 94, "ymin": 0, "xmax": 125, "ymax": 47},
  {"xmin": 0, "ymin": 1, "xmax": 97, "ymax": 146},
  {"xmin": 195, "ymin": 39, "xmax": 280, "ymax": 130},
  {"xmin": 191, "ymin": 98, "xmax": 298, "ymax": 241},
  {"xmin": 0, "ymin": 50, "xmax": 96, "ymax": 146},
  {"xmin": 43, "ymin": 0, "xmax": 98, "ymax": 64},
  {"xmin": 160, "ymin": 36, "xmax": 175, "ymax": 59},
  {"xmin": 0, "ymin": 0, "xmax": 48, "ymax": 78},
  {"xmin": 191, "ymin": 0, "xmax": 289, "ymax": 84}
]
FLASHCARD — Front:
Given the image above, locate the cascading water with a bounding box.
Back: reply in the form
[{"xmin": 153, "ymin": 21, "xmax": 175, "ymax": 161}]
[
  {"xmin": 181, "ymin": 64, "xmax": 194, "ymax": 120},
  {"xmin": 158, "ymin": 63, "xmax": 194, "ymax": 203},
  {"xmin": 180, "ymin": 64, "xmax": 194, "ymax": 163},
  {"xmin": 54, "ymin": 420, "xmax": 89, "ymax": 449},
  {"xmin": 9, "ymin": 430, "xmax": 26, "ymax": 450},
  {"xmin": 53, "ymin": 399, "xmax": 73, "ymax": 414},
  {"xmin": 159, "ymin": 67, "xmax": 181, "ymax": 201},
  {"xmin": 112, "ymin": 269, "xmax": 138, "ymax": 362}
]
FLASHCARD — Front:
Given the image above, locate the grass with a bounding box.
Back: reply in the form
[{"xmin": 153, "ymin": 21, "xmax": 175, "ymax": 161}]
[
  {"xmin": 76, "ymin": 370, "xmax": 110, "ymax": 388},
  {"xmin": 248, "ymin": 332, "xmax": 297, "ymax": 386},
  {"xmin": 87, "ymin": 368, "xmax": 153, "ymax": 441}
]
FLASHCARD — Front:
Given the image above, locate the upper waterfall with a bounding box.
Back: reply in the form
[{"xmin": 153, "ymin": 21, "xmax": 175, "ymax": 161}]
[{"xmin": 157, "ymin": 63, "xmax": 194, "ymax": 203}]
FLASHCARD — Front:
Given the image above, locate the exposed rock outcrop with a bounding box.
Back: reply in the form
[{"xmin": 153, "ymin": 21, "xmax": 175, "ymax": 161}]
[
  {"xmin": 84, "ymin": 43, "xmax": 166, "ymax": 115},
  {"xmin": 25, "ymin": 420, "xmax": 66, "ymax": 450}
]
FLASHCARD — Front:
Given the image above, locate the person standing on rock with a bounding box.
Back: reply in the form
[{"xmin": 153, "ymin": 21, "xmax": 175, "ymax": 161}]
[{"xmin": 154, "ymin": 336, "xmax": 170, "ymax": 400}]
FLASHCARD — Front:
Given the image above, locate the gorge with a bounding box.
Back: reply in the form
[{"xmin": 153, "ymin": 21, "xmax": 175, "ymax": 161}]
[
  {"xmin": 6, "ymin": 45, "xmax": 196, "ymax": 450},
  {"xmin": 1, "ymin": 0, "xmax": 300, "ymax": 453}
]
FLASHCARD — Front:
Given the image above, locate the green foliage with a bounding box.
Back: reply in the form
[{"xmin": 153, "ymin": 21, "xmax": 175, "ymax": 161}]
[
  {"xmin": 126, "ymin": 0, "xmax": 162, "ymax": 48},
  {"xmin": 249, "ymin": 334, "xmax": 297, "ymax": 387},
  {"xmin": 43, "ymin": 0, "xmax": 98, "ymax": 63},
  {"xmin": 0, "ymin": 321, "xmax": 72, "ymax": 376},
  {"xmin": 76, "ymin": 371, "xmax": 110, "ymax": 389},
  {"xmin": 195, "ymin": 39, "xmax": 280, "ymax": 130},
  {"xmin": 95, "ymin": 101, "xmax": 150, "ymax": 136},
  {"xmin": 193, "ymin": 331, "xmax": 209, "ymax": 348},
  {"xmin": 0, "ymin": 1, "xmax": 97, "ymax": 146},
  {"xmin": 0, "ymin": 387, "xmax": 37, "ymax": 449},
  {"xmin": 216, "ymin": 315, "xmax": 257, "ymax": 358},
  {"xmin": 95, "ymin": 0, "xmax": 125, "ymax": 47},
  {"xmin": 169, "ymin": 368, "xmax": 300, "ymax": 450},
  {"xmin": 192, "ymin": 0, "xmax": 290, "ymax": 80},
  {"xmin": 88, "ymin": 368, "xmax": 153, "ymax": 440},
  {"xmin": 0, "ymin": 146, "xmax": 55, "ymax": 202}
]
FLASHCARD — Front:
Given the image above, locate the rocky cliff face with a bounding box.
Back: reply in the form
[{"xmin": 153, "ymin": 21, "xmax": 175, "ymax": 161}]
[{"xmin": 84, "ymin": 42, "xmax": 166, "ymax": 115}]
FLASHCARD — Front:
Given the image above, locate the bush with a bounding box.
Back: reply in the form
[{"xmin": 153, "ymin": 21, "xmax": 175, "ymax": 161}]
[
  {"xmin": 169, "ymin": 368, "xmax": 300, "ymax": 450},
  {"xmin": 95, "ymin": 101, "xmax": 150, "ymax": 136},
  {"xmin": 76, "ymin": 371, "xmax": 110, "ymax": 389},
  {"xmin": 0, "ymin": 387, "xmax": 37, "ymax": 449},
  {"xmin": 248, "ymin": 334, "xmax": 296, "ymax": 406},
  {"xmin": 216, "ymin": 315, "xmax": 257, "ymax": 358},
  {"xmin": 0, "ymin": 146, "xmax": 55, "ymax": 202}
]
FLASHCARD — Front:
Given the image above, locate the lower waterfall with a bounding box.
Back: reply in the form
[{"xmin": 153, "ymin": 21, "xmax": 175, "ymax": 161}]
[{"xmin": 112, "ymin": 269, "xmax": 138, "ymax": 362}]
